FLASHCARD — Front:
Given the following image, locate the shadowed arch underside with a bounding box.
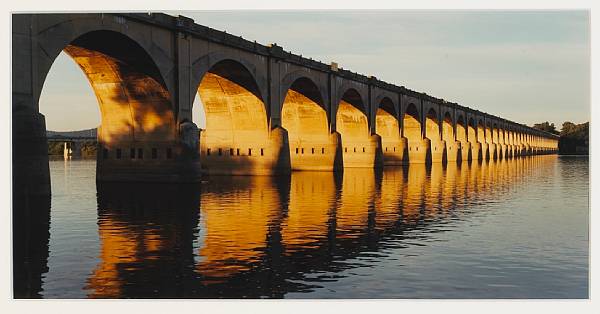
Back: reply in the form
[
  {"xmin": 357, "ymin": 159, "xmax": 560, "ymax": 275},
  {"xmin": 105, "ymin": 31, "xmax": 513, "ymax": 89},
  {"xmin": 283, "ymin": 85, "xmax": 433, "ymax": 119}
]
[
  {"xmin": 336, "ymin": 89, "xmax": 381, "ymax": 168},
  {"xmin": 442, "ymin": 112, "xmax": 458, "ymax": 162},
  {"xmin": 198, "ymin": 60, "xmax": 289, "ymax": 175},
  {"xmin": 282, "ymin": 78, "xmax": 340, "ymax": 171},
  {"xmin": 425, "ymin": 109, "xmax": 444, "ymax": 163},
  {"xmin": 59, "ymin": 31, "xmax": 200, "ymax": 182},
  {"xmin": 455, "ymin": 116, "xmax": 470, "ymax": 162},
  {"xmin": 376, "ymin": 98, "xmax": 407, "ymax": 165},
  {"xmin": 403, "ymin": 104, "xmax": 429, "ymax": 164}
]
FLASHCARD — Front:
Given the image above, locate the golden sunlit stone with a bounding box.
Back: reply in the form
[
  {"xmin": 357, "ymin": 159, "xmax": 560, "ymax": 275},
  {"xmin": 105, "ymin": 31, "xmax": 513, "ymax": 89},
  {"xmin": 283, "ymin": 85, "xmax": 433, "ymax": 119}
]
[
  {"xmin": 336, "ymin": 99, "xmax": 380, "ymax": 168},
  {"xmin": 282, "ymin": 89, "xmax": 338, "ymax": 171},
  {"xmin": 426, "ymin": 109, "xmax": 445, "ymax": 163},
  {"xmin": 198, "ymin": 70, "xmax": 289, "ymax": 175},
  {"xmin": 376, "ymin": 107, "xmax": 407, "ymax": 165}
]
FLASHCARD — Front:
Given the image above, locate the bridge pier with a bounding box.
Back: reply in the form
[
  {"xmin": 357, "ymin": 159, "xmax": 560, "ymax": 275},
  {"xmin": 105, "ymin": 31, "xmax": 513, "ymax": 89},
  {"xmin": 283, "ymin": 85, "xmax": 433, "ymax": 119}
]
[
  {"xmin": 480, "ymin": 142, "xmax": 490, "ymax": 161},
  {"xmin": 471, "ymin": 142, "xmax": 482, "ymax": 161},
  {"xmin": 341, "ymin": 134, "xmax": 383, "ymax": 168},
  {"xmin": 408, "ymin": 138, "xmax": 431, "ymax": 164},
  {"xmin": 459, "ymin": 141, "xmax": 471, "ymax": 162},
  {"xmin": 62, "ymin": 141, "xmax": 83, "ymax": 159},
  {"xmin": 498, "ymin": 144, "xmax": 507, "ymax": 160},
  {"xmin": 524, "ymin": 144, "xmax": 532, "ymax": 156},
  {"xmin": 288, "ymin": 131, "xmax": 342, "ymax": 171},
  {"xmin": 489, "ymin": 143, "xmax": 498, "ymax": 160},
  {"xmin": 429, "ymin": 138, "xmax": 445, "ymax": 163},
  {"xmin": 13, "ymin": 109, "xmax": 51, "ymax": 198},
  {"xmin": 518, "ymin": 144, "xmax": 525, "ymax": 157},
  {"xmin": 446, "ymin": 140, "xmax": 461, "ymax": 163},
  {"xmin": 200, "ymin": 126, "xmax": 291, "ymax": 175},
  {"xmin": 381, "ymin": 136, "xmax": 408, "ymax": 166}
]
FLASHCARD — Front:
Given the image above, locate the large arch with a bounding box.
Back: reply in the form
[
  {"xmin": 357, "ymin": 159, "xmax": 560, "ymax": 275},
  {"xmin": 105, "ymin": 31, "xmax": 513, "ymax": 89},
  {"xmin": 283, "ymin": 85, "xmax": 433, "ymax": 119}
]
[
  {"xmin": 336, "ymin": 88, "xmax": 379, "ymax": 168},
  {"xmin": 403, "ymin": 103, "xmax": 427, "ymax": 163},
  {"xmin": 12, "ymin": 16, "xmax": 202, "ymax": 298},
  {"xmin": 39, "ymin": 30, "xmax": 188, "ymax": 182},
  {"xmin": 456, "ymin": 115, "xmax": 470, "ymax": 162},
  {"xmin": 442, "ymin": 111, "xmax": 458, "ymax": 163},
  {"xmin": 64, "ymin": 31, "xmax": 175, "ymax": 142},
  {"xmin": 468, "ymin": 117, "xmax": 481, "ymax": 161},
  {"xmin": 281, "ymin": 77, "xmax": 336, "ymax": 171},
  {"xmin": 426, "ymin": 108, "xmax": 443, "ymax": 163},
  {"xmin": 376, "ymin": 97, "xmax": 406, "ymax": 165},
  {"xmin": 197, "ymin": 59, "xmax": 285, "ymax": 175}
]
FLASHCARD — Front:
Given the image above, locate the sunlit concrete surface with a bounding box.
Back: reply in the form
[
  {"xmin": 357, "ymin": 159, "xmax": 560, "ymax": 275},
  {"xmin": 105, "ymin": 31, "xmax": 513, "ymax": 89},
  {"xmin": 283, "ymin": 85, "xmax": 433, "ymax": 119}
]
[
  {"xmin": 376, "ymin": 100, "xmax": 406, "ymax": 166},
  {"xmin": 336, "ymin": 93, "xmax": 379, "ymax": 168},
  {"xmin": 456, "ymin": 116, "xmax": 470, "ymax": 162},
  {"xmin": 282, "ymin": 82, "xmax": 338, "ymax": 171},
  {"xmin": 442, "ymin": 113, "xmax": 459, "ymax": 163},
  {"xmin": 403, "ymin": 104, "xmax": 429, "ymax": 164},
  {"xmin": 468, "ymin": 119, "xmax": 481, "ymax": 162},
  {"xmin": 198, "ymin": 63, "xmax": 288, "ymax": 175},
  {"xmin": 426, "ymin": 109, "xmax": 445, "ymax": 163}
]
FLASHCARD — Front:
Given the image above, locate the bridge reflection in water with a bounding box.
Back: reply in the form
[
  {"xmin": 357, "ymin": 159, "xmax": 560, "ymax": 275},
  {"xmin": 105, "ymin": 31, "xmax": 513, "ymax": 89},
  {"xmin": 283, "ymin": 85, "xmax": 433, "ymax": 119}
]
[{"xmin": 14, "ymin": 157, "xmax": 555, "ymax": 298}]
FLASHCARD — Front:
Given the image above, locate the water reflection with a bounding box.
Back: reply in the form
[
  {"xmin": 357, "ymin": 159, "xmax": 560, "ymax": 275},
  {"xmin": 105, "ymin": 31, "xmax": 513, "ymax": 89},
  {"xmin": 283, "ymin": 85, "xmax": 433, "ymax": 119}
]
[
  {"xmin": 88, "ymin": 183, "xmax": 201, "ymax": 298},
  {"xmin": 14, "ymin": 156, "xmax": 584, "ymax": 298}
]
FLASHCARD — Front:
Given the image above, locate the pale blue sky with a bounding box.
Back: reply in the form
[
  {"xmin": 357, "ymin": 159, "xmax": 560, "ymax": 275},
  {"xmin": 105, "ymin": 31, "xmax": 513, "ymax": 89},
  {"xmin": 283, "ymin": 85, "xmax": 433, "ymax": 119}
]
[{"xmin": 40, "ymin": 10, "xmax": 590, "ymax": 131}]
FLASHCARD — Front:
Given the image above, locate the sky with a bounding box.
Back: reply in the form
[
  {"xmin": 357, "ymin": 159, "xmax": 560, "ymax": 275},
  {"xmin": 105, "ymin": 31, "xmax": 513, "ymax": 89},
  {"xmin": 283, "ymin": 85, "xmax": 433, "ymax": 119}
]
[{"xmin": 39, "ymin": 10, "xmax": 590, "ymax": 131}]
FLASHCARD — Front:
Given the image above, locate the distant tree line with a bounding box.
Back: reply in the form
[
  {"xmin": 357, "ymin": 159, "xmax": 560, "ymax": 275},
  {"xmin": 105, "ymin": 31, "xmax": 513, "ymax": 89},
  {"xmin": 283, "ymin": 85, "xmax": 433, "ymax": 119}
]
[
  {"xmin": 48, "ymin": 141, "xmax": 97, "ymax": 158},
  {"xmin": 532, "ymin": 121, "xmax": 588, "ymax": 155}
]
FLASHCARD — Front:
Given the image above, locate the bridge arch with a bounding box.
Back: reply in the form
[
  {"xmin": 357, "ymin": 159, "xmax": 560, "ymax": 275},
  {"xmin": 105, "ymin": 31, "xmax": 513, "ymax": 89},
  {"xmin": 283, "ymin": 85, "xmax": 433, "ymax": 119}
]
[
  {"xmin": 375, "ymin": 96, "xmax": 399, "ymax": 139},
  {"xmin": 281, "ymin": 76, "xmax": 333, "ymax": 170},
  {"xmin": 442, "ymin": 111, "xmax": 456, "ymax": 161},
  {"xmin": 426, "ymin": 108, "xmax": 443, "ymax": 162},
  {"xmin": 456, "ymin": 115, "xmax": 466, "ymax": 143},
  {"xmin": 493, "ymin": 122, "xmax": 501, "ymax": 159},
  {"xmin": 33, "ymin": 28, "xmax": 186, "ymax": 184},
  {"xmin": 376, "ymin": 97, "xmax": 403, "ymax": 164},
  {"xmin": 456, "ymin": 114, "xmax": 470, "ymax": 161},
  {"xmin": 29, "ymin": 16, "xmax": 176, "ymax": 110},
  {"xmin": 280, "ymin": 70, "xmax": 329, "ymax": 115},
  {"xmin": 403, "ymin": 103, "xmax": 422, "ymax": 159},
  {"xmin": 484, "ymin": 120, "xmax": 493, "ymax": 160},
  {"xmin": 477, "ymin": 118, "xmax": 485, "ymax": 142},
  {"xmin": 442, "ymin": 111, "xmax": 454, "ymax": 143},
  {"xmin": 467, "ymin": 117, "xmax": 481, "ymax": 161},
  {"xmin": 42, "ymin": 30, "xmax": 177, "ymax": 143},
  {"xmin": 336, "ymin": 88, "xmax": 373, "ymax": 167},
  {"xmin": 191, "ymin": 52, "xmax": 269, "ymax": 114},
  {"xmin": 196, "ymin": 59, "xmax": 271, "ymax": 174}
]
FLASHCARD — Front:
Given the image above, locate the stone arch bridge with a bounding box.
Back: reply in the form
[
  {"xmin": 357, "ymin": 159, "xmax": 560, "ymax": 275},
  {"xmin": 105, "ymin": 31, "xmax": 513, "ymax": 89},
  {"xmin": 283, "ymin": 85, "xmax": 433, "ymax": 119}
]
[{"xmin": 13, "ymin": 13, "xmax": 559, "ymax": 198}]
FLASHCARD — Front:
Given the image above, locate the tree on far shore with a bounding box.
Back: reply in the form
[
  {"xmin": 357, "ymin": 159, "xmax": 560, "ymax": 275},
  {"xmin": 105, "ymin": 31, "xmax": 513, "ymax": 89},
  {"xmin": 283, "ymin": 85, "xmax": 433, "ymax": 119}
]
[
  {"xmin": 558, "ymin": 121, "xmax": 588, "ymax": 155},
  {"xmin": 532, "ymin": 121, "xmax": 559, "ymax": 135}
]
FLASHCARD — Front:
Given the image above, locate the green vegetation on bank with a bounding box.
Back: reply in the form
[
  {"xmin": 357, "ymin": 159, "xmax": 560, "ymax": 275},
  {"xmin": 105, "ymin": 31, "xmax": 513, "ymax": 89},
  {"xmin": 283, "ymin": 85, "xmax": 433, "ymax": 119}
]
[
  {"xmin": 532, "ymin": 121, "xmax": 588, "ymax": 155},
  {"xmin": 48, "ymin": 141, "xmax": 97, "ymax": 158},
  {"xmin": 559, "ymin": 122, "xmax": 589, "ymax": 155}
]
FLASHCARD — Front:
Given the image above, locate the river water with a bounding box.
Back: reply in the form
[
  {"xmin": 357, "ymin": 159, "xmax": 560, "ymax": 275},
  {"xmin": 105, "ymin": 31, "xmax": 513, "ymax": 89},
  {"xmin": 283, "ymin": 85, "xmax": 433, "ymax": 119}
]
[{"xmin": 34, "ymin": 155, "xmax": 588, "ymax": 298}]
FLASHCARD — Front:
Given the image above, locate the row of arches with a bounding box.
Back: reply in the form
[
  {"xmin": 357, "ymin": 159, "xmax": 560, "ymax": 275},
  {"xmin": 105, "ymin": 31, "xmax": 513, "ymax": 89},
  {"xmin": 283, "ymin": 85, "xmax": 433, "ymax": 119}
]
[
  {"xmin": 40, "ymin": 29, "xmax": 558, "ymax": 178},
  {"xmin": 197, "ymin": 55, "xmax": 558, "ymax": 173}
]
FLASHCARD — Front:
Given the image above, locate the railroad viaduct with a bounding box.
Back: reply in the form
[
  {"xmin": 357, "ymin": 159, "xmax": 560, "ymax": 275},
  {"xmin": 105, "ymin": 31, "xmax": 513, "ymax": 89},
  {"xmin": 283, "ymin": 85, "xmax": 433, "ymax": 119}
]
[{"xmin": 13, "ymin": 13, "xmax": 559, "ymax": 198}]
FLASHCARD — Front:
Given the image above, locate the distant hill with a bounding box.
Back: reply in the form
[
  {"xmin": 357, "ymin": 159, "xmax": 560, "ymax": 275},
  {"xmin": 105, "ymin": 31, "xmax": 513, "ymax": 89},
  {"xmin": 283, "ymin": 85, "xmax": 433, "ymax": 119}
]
[{"xmin": 47, "ymin": 128, "xmax": 97, "ymax": 138}]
